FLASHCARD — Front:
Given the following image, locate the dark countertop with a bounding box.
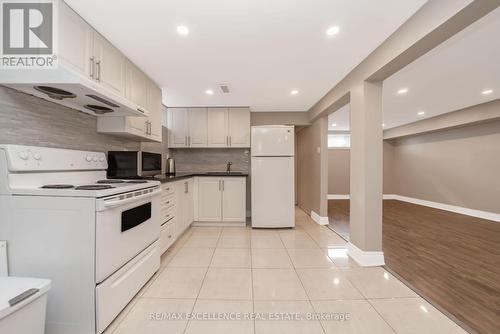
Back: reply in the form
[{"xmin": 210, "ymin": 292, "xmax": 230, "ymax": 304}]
[{"xmin": 153, "ymin": 172, "xmax": 249, "ymax": 183}]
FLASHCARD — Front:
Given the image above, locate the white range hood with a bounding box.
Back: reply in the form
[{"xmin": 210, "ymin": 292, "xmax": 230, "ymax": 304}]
[{"xmin": 0, "ymin": 65, "xmax": 148, "ymax": 118}]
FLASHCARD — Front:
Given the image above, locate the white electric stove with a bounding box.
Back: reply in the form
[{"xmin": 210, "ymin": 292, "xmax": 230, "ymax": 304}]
[{"xmin": 0, "ymin": 145, "xmax": 161, "ymax": 334}]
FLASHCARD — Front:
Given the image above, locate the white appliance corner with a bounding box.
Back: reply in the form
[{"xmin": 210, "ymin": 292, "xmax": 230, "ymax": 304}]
[
  {"xmin": 310, "ymin": 210, "xmax": 329, "ymax": 225},
  {"xmin": 347, "ymin": 242, "xmax": 385, "ymax": 267}
]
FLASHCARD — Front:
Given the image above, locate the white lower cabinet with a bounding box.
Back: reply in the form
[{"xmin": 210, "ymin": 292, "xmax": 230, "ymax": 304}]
[
  {"xmin": 158, "ymin": 179, "xmax": 194, "ymax": 255},
  {"xmin": 197, "ymin": 178, "xmax": 223, "ymax": 221},
  {"xmin": 195, "ymin": 177, "xmax": 246, "ymax": 224},
  {"xmin": 158, "ymin": 176, "xmax": 245, "ymax": 253},
  {"xmin": 221, "ymin": 177, "xmax": 247, "ymax": 222}
]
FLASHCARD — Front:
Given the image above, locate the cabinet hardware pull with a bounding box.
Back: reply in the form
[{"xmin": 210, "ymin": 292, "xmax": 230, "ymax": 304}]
[
  {"xmin": 222, "ymin": 180, "xmax": 225, "ymax": 191},
  {"xmin": 89, "ymin": 57, "xmax": 95, "ymax": 78},
  {"xmin": 95, "ymin": 60, "xmax": 101, "ymax": 82},
  {"xmin": 229, "ymin": 136, "xmax": 232, "ymax": 146},
  {"xmin": 137, "ymin": 108, "xmax": 146, "ymax": 114}
]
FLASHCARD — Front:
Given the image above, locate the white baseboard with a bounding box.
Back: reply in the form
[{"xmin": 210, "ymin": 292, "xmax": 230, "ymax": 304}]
[
  {"xmin": 347, "ymin": 242, "xmax": 385, "ymax": 267},
  {"xmin": 327, "ymin": 194, "xmax": 350, "ymax": 200},
  {"xmin": 311, "ymin": 210, "xmax": 329, "ymax": 225},
  {"xmin": 385, "ymin": 194, "xmax": 500, "ymax": 223}
]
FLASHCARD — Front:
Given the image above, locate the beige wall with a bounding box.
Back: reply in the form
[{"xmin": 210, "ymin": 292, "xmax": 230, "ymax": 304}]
[
  {"xmin": 297, "ymin": 117, "xmax": 328, "ymax": 216},
  {"xmin": 390, "ymin": 119, "xmax": 500, "ymax": 214},
  {"xmin": 328, "ymin": 149, "xmax": 350, "ymax": 194},
  {"xmin": 328, "ymin": 141, "xmax": 394, "ymax": 195}
]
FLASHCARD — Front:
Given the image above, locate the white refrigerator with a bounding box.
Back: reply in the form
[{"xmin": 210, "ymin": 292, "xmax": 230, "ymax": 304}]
[{"xmin": 251, "ymin": 125, "xmax": 295, "ymax": 228}]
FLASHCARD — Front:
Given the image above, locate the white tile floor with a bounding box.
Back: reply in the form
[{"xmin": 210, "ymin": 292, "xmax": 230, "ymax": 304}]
[{"xmin": 106, "ymin": 207, "xmax": 467, "ymax": 334}]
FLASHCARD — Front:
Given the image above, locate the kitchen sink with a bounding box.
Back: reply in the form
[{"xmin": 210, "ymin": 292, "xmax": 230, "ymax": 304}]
[{"xmin": 205, "ymin": 171, "xmax": 243, "ymax": 175}]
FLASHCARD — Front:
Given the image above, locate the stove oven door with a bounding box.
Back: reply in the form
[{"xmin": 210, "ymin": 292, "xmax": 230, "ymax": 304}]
[{"xmin": 95, "ymin": 186, "xmax": 161, "ymax": 283}]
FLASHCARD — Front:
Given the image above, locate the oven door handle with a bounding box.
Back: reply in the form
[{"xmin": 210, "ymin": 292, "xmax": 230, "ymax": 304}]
[{"xmin": 99, "ymin": 188, "xmax": 161, "ymax": 210}]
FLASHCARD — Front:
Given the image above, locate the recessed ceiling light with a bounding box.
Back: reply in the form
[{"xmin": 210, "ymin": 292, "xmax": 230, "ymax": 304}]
[
  {"xmin": 176, "ymin": 25, "xmax": 189, "ymax": 35},
  {"xmin": 482, "ymin": 89, "xmax": 493, "ymax": 95},
  {"xmin": 205, "ymin": 89, "xmax": 214, "ymax": 95},
  {"xmin": 290, "ymin": 90, "xmax": 299, "ymax": 95},
  {"xmin": 417, "ymin": 111, "xmax": 425, "ymax": 116},
  {"xmin": 382, "ymin": 123, "xmax": 385, "ymax": 127},
  {"xmin": 331, "ymin": 123, "xmax": 337, "ymax": 127},
  {"xmin": 326, "ymin": 26, "xmax": 340, "ymax": 36},
  {"xmin": 397, "ymin": 88, "xmax": 409, "ymax": 95}
]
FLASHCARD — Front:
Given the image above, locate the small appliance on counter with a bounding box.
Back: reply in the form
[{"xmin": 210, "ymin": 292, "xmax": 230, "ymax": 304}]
[
  {"xmin": 166, "ymin": 156, "xmax": 176, "ymax": 175},
  {"xmin": 107, "ymin": 151, "xmax": 162, "ymax": 179}
]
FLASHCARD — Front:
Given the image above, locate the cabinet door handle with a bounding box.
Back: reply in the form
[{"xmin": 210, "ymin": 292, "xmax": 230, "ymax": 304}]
[
  {"xmin": 229, "ymin": 136, "xmax": 232, "ymax": 146},
  {"xmin": 222, "ymin": 180, "xmax": 224, "ymax": 191},
  {"xmin": 184, "ymin": 182, "xmax": 188, "ymax": 193},
  {"xmin": 95, "ymin": 60, "xmax": 101, "ymax": 82},
  {"xmin": 188, "ymin": 136, "xmax": 191, "ymax": 147},
  {"xmin": 89, "ymin": 57, "xmax": 95, "ymax": 78},
  {"xmin": 148, "ymin": 121, "xmax": 152, "ymax": 135},
  {"xmin": 219, "ymin": 180, "xmax": 222, "ymax": 191}
]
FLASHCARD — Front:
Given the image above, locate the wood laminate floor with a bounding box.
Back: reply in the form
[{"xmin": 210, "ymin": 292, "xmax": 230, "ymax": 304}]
[{"xmin": 328, "ymin": 199, "xmax": 500, "ymax": 334}]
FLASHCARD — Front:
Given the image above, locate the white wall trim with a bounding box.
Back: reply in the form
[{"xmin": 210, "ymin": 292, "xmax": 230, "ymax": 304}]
[
  {"xmin": 385, "ymin": 194, "xmax": 500, "ymax": 222},
  {"xmin": 0, "ymin": 241, "xmax": 8, "ymax": 277},
  {"xmin": 347, "ymin": 242, "xmax": 385, "ymax": 267},
  {"xmin": 327, "ymin": 194, "xmax": 350, "ymax": 200},
  {"xmin": 311, "ymin": 210, "xmax": 329, "ymax": 225}
]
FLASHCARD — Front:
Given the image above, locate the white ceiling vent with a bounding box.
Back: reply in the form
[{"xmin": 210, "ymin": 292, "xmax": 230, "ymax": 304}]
[{"xmin": 219, "ymin": 84, "xmax": 230, "ymax": 94}]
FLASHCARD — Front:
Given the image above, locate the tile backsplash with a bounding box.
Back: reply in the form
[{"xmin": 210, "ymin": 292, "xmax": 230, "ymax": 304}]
[
  {"xmin": 0, "ymin": 86, "xmax": 141, "ymax": 152},
  {"xmin": 170, "ymin": 148, "xmax": 250, "ymax": 172}
]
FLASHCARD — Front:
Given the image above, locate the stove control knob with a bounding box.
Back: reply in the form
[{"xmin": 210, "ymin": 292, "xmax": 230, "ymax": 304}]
[
  {"xmin": 99, "ymin": 156, "xmax": 105, "ymax": 162},
  {"xmin": 86, "ymin": 155, "xmax": 92, "ymax": 162},
  {"xmin": 93, "ymin": 156, "xmax": 98, "ymax": 162},
  {"xmin": 33, "ymin": 153, "xmax": 41, "ymax": 160},
  {"xmin": 19, "ymin": 151, "xmax": 29, "ymax": 160}
]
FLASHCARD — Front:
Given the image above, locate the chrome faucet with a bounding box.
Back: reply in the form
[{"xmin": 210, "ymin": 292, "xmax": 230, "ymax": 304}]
[{"xmin": 226, "ymin": 161, "xmax": 233, "ymax": 173}]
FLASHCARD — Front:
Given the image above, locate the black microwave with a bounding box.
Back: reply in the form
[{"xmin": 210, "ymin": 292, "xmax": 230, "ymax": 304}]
[{"xmin": 107, "ymin": 151, "xmax": 162, "ymax": 178}]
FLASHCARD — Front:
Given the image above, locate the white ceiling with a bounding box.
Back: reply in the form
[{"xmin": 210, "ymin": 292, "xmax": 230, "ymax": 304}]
[
  {"xmin": 328, "ymin": 7, "xmax": 500, "ymax": 131},
  {"xmin": 382, "ymin": 6, "xmax": 500, "ymax": 129},
  {"xmin": 328, "ymin": 104, "xmax": 350, "ymax": 131},
  {"xmin": 65, "ymin": 0, "xmax": 427, "ymax": 112}
]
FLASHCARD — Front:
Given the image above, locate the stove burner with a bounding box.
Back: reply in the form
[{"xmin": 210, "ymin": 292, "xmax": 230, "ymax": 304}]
[
  {"xmin": 126, "ymin": 180, "xmax": 148, "ymax": 184},
  {"xmin": 75, "ymin": 185, "xmax": 115, "ymax": 190},
  {"xmin": 41, "ymin": 184, "xmax": 74, "ymax": 189},
  {"xmin": 96, "ymin": 179, "xmax": 125, "ymax": 184}
]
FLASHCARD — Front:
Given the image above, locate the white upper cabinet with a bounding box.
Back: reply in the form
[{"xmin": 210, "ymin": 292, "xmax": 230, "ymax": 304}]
[
  {"xmin": 188, "ymin": 108, "xmax": 208, "ymax": 147},
  {"xmin": 93, "ymin": 33, "xmax": 126, "ymax": 97},
  {"xmin": 148, "ymin": 83, "xmax": 163, "ymax": 140},
  {"xmin": 228, "ymin": 108, "xmax": 251, "ymax": 147},
  {"xmin": 58, "ymin": 3, "xmax": 93, "ymax": 77},
  {"xmin": 168, "ymin": 107, "xmax": 250, "ymax": 148},
  {"xmin": 207, "ymin": 108, "xmax": 229, "ymax": 147},
  {"xmin": 168, "ymin": 108, "xmax": 189, "ymax": 147},
  {"xmin": 125, "ymin": 61, "xmax": 148, "ymax": 112}
]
